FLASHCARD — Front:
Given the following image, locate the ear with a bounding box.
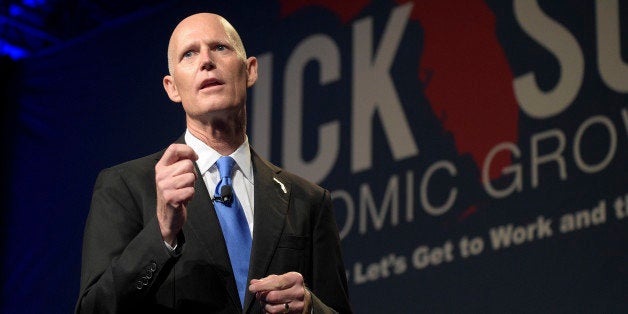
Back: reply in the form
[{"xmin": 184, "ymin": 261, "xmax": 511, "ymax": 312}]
[
  {"xmin": 163, "ymin": 75, "xmax": 181, "ymax": 102},
  {"xmin": 245, "ymin": 56, "xmax": 258, "ymax": 88}
]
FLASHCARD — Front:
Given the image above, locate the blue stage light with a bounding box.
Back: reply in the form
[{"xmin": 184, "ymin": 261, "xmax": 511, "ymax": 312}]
[
  {"xmin": 0, "ymin": 40, "xmax": 29, "ymax": 60},
  {"xmin": 22, "ymin": 0, "xmax": 47, "ymax": 8},
  {"xmin": 9, "ymin": 4, "xmax": 25, "ymax": 17}
]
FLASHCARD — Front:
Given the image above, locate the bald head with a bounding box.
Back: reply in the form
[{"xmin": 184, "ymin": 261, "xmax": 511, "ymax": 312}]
[{"xmin": 167, "ymin": 13, "xmax": 247, "ymax": 75}]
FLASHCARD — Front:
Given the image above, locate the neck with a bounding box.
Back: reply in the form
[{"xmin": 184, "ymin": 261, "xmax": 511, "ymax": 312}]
[{"xmin": 187, "ymin": 117, "xmax": 246, "ymax": 156}]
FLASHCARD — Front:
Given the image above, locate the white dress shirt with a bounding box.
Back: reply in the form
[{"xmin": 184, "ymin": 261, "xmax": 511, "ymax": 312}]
[{"xmin": 185, "ymin": 130, "xmax": 255, "ymax": 236}]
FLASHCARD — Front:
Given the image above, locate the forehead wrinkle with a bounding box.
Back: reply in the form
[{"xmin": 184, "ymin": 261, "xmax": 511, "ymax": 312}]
[{"xmin": 167, "ymin": 14, "xmax": 246, "ymax": 74}]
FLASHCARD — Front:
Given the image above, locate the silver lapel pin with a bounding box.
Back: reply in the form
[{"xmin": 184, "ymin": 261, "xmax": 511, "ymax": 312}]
[{"xmin": 273, "ymin": 177, "xmax": 287, "ymax": 194}]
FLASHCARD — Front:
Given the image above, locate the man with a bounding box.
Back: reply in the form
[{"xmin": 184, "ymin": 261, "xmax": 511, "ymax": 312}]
[{"xmin": 76, "ymin": 13, "xmax": 351, "ymax": 314}]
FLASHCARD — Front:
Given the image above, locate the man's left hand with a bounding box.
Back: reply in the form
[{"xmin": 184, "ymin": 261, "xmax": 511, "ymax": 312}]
[{"xmin": 249, "ymin": 272, "xmax": 312, "ymax": 314}]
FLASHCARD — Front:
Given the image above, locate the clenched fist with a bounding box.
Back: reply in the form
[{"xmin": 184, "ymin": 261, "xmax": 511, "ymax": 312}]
[{"xmin": 155, "ymin": 143, "xmax": 198, "ymax": 246}]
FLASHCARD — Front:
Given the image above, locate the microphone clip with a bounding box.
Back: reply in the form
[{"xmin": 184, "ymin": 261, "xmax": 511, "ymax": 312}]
[{"xmin": 213, "ymin": 185, "xmax": 233, "ymax": 206}]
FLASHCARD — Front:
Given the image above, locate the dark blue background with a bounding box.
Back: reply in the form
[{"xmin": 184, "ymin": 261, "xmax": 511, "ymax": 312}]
[{"xmin": 1, "ymin": 1, "xmax": 626, "ymax": 313}]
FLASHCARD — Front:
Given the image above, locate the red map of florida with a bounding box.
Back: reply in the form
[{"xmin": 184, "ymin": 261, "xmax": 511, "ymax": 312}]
[{"xmin": 281, "ymin": 0, "xmax": 519, "ymax": 180}]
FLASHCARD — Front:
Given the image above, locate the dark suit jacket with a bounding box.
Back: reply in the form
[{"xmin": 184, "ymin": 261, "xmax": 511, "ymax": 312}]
[{"xmin": 76, "ymin": 139, "xmax": 351, "ymax": 313}]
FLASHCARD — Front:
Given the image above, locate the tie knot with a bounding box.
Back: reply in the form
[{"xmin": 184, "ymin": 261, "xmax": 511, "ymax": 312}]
[{"xmin": 216, "ymin": 156, "xmax": 235, "ymax": 179}]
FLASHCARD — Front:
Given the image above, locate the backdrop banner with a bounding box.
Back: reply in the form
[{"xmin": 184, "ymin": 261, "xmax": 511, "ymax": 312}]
[{"xmin": 2, "ymin": 1, "xmax": 626, "ymax": 313}]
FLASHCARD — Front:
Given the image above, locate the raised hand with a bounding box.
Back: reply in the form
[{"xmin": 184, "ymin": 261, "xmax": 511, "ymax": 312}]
[{"xmin": 155, "ymin": 143, "xmax": 198, "ymax": 246}]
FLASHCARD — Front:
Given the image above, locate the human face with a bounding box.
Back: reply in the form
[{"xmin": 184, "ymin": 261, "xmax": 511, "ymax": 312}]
[{"xmin": 163, "ymin": 14, "xmax": 257, "ymax": 122}]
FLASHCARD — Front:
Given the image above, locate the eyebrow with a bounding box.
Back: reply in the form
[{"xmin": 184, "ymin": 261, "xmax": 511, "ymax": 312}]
[
  {"xmin": 178, "ymin": 39, "xmax": 232, "ymax": 54},
  {"xmin": 177, "ymin": 41, "xmax": 198, "ymax": 58}
]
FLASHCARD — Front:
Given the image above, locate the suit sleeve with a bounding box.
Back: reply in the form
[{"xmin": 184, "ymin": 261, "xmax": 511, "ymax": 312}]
[
  {"xmin": 309, "ymin": 189, "xmax": 352, "ymax": 314},
  {"xmin": 75, "ymin": 167, "xmax": 179, "ymax": 313}
]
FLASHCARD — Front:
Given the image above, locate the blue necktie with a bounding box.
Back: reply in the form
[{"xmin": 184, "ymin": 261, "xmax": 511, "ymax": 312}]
[{"xmin": 213, "ymin": 156, "xmax": 252, "ymax": 307}]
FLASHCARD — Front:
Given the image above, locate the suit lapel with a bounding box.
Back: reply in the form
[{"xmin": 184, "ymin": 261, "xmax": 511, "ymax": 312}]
[
  {"xmin": 185, "ymin": 168, "xmax": 242, "ymax": 310},
  {"xmin": 243, "ymin": 151, "xmax": 291, "ymax": 311},
  {"xmin": 171, "ymin": 135, "xmax": 242, "ymax": 310}
]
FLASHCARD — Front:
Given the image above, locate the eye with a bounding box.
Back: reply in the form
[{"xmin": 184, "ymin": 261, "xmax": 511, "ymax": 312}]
[
  {"xmin": 215, "ymin": 44, "xmax": 226, "ymax": 51},
  {"xmin": 183, "ymin": 50, "xmax": 195, "ymax": 59}
]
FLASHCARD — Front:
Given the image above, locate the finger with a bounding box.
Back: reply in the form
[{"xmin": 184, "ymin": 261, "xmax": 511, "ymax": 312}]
[
  {"xmin": 249, "ymin": 274, "xmax": 294, "ymax": 293},
  {"xmin": 158, "ymin": 144, "xmax": 198, "ymax": 167},
  {"xmin": 261, "ymin": 287, "xmax": 304, "ymax": 305},
  {"xmin": 249, "ymin": 278, "xmax": 264, "ymax": 291},
  {"xmin": 168, "ymin": 159, "xmax": 197, "ymax": 182},
  {"xmin": 161, "ymin": 185, "xmax": 195, "ymax": 206},
  {"xmin": 263, "ymin": 301, "xmax": 295, "ymax": 314},
  {"xmin": 156, "ymin": 158, "xmax": 197, "ymax": 185},
  {"xmin": 156, "ymin": 161, "xmax": 196, "ymax": 198},
  {"xmin": 170, "ymin": 171, "xmax": 197, "ymax": 189},
  {"xmin": 156, "ymin": 161, "xmax": 197, "ymax": 210}
]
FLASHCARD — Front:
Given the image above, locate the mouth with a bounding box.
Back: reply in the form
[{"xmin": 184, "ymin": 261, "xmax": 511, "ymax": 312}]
[{"xmin": 199, "ymin": 78, "xmax": 224, "ymax": 90}]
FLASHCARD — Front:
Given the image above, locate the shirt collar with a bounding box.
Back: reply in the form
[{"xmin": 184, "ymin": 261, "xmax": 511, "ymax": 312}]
[{"xmin": 184, "ymin": 130, "xmax": 253, "ymax": 183}]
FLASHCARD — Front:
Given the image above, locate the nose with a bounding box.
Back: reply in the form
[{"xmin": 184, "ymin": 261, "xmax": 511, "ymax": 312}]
[{"xmin": 200, "ymin": 49, "xmax": 215, "ymax": 71}]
